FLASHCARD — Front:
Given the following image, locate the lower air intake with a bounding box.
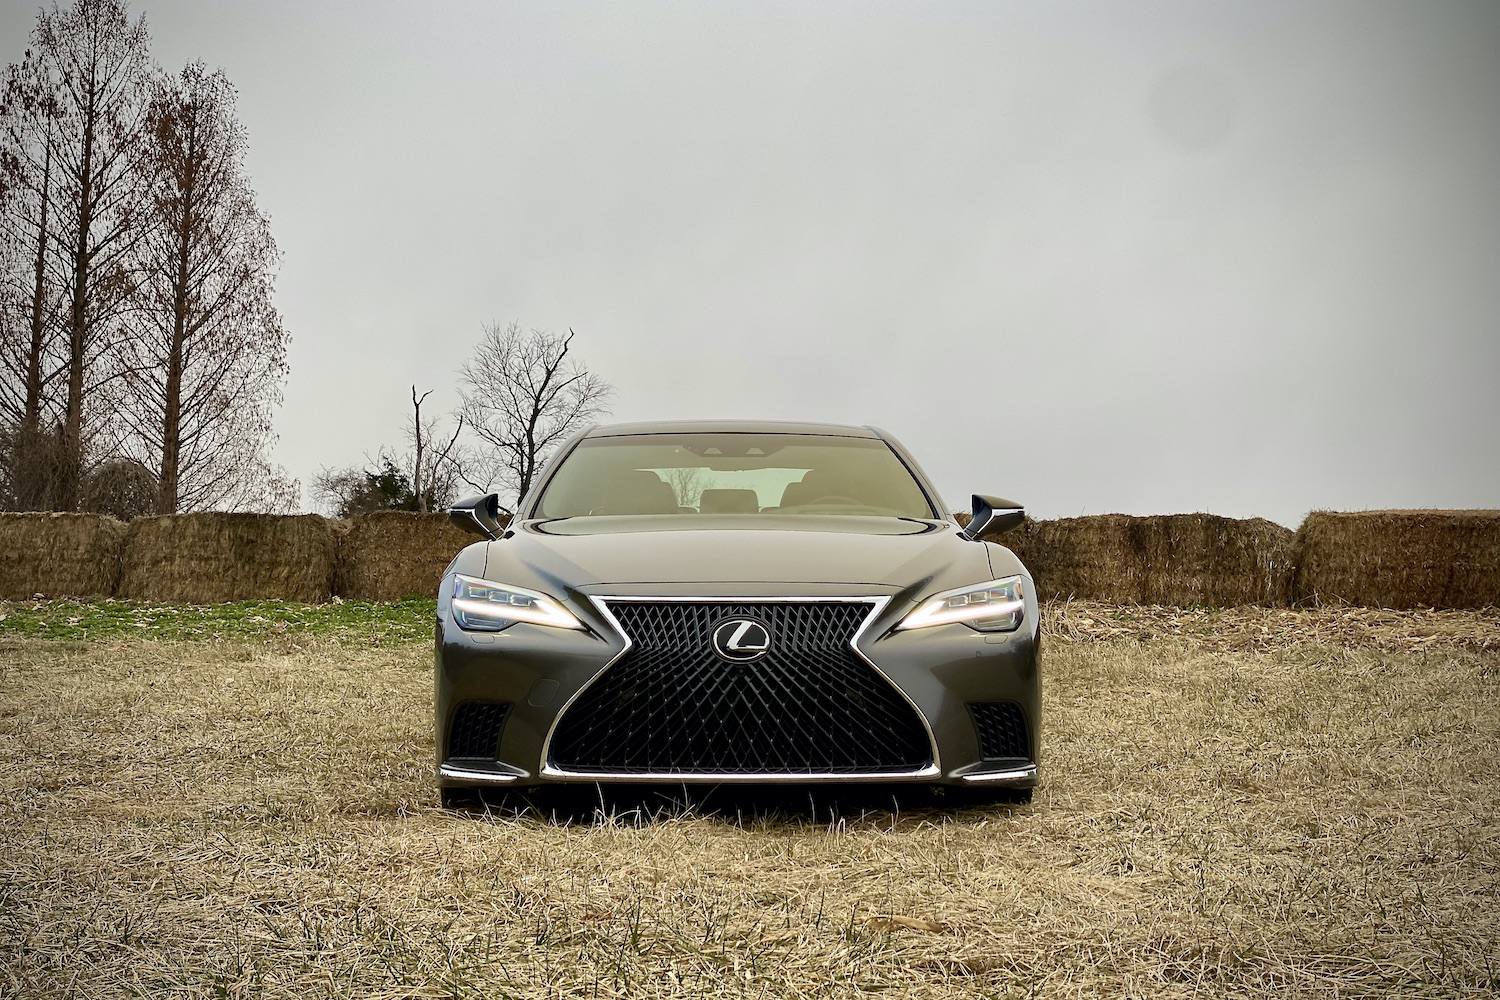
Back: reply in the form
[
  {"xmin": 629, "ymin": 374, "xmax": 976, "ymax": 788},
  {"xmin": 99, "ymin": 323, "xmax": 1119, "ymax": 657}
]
[
  {"xmin": 549, "ymin": 601, "xmax": 931, "ymax": 774},
  {"xmin": 447, "ymin": 702, "xmax": 511, "ymax": 760},
  {"xmin": 968, "ymin": 702, "xmax": 1030, "ymax": 760}
]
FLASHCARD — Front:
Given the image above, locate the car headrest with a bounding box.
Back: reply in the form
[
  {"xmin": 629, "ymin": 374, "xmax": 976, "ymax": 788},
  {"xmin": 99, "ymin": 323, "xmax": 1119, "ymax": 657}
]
[
  {"xmin": 779, "ymin": 471, "xmax": 845, "ymax": 509},
  {"xmin": 698, "ymin": 488, "xmax": 760, "ymax": 514},
  {"xmin": 597, "ymin": 470, "xmax": 678, "ymax": 514}
]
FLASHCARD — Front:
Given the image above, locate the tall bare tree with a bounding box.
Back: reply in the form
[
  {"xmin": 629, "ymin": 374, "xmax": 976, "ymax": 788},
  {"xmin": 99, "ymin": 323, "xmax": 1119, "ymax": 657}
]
[
  {"xmin": 407, "ymin": 386, "xmax": 464, "ymax": 514},
  {"xmin": 458, "ymin": 322, "xmax": 613, "ymax": 511},
  {"xmin": 114, "ymin": 61, "xmax": 292, "ymax": 513},
  {"xmin": 0, "ymin": 0, "xmax": 155, "ymax": 509}
]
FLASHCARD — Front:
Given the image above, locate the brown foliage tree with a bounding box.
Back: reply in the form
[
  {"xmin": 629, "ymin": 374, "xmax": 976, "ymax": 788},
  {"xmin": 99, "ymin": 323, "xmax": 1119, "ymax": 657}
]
[
  {"xmin": 458, "ymin": 323, "xmax": 613, "ymax": 511},
  {"xmin": 0, "ymin": 0, "xmax": 154, "ymax": 509},
  {"xmin": 0, "ymin": 86, "xmax": 67, "ymax": 509},
  {"xmin": 114, "ymin": 61, "xmax": 293, "ymax": 513}
]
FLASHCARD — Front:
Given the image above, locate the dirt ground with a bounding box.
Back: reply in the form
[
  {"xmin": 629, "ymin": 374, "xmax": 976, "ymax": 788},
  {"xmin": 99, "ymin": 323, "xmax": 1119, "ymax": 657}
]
[{"xmin": 2, "ymin": 603, "xmax": 1497, "ymax": 998}]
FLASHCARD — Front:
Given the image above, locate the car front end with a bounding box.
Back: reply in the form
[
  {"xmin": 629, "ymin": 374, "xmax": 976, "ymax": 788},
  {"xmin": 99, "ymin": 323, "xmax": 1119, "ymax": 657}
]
[{"xmin": 434, "ymin": 421, "xmax": 1040, "ymax": 799}]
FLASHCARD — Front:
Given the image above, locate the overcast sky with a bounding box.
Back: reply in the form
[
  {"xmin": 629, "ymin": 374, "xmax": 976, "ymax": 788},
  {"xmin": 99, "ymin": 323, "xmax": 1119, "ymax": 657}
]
[{"xmin": 4, "ymin": 0, "xmax": 1498, "ymax": 526}]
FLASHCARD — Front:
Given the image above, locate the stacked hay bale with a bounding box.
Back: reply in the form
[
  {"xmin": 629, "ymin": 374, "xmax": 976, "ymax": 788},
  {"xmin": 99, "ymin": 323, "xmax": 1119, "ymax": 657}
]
[
  {"xmin": 338, "ymin": 511, "xmax": 498, "ymax": 601},
  {"xmin": 989, "ymin": 513, "xmax": 1295, "ymax": 606},
  {"xmin": 118, "ymin": 513, "xmax": 336, "ymax": 602},
  {"xmin": 0, "ymin": 512, "xmax": 127, "ymax": 599},
  {"xmin": 1293, "ymin": 510, "xmax": 1500, "ymax": 609}
]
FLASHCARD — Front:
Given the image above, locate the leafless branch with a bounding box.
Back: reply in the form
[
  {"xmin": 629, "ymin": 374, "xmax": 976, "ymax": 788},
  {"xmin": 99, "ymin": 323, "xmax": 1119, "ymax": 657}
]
[{"xmin": 457, "ymin": 321, "xmax": 613, "ymax": 510}]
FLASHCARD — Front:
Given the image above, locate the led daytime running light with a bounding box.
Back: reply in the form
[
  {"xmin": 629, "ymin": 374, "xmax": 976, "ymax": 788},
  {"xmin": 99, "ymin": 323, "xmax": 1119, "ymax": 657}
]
[
  {"xmin": 450, "ymin": 574, "xmax": 583, "ymax": 631},
  {"xmin": 897, "ymin": 576, "xmax": 1025, "ymax": 632}
]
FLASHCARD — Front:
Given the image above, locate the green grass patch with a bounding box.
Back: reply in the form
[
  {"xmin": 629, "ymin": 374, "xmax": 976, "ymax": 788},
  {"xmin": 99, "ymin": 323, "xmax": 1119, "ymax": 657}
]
[{"xmin": 0, "ymin": 596, "xmax": 439, "ymax": 644}]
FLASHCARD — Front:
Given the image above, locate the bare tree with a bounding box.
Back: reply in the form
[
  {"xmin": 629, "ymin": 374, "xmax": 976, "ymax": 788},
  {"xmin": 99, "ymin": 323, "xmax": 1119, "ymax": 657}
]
[
  {"xmin": 310, "ymin": 387, "xmax": 465, "ymax": 518},
  {"xmin": 1, "ymin": 0, "xmax": 156, "ymax": 509},
  {"xmin": 664, "ymin": 466, "xmax": 705, "ymax": 509},
  {"xmin": 457, "ymin": 322, "xmax": 613, "ymax": 511},
  {"xmin": 113, "ymin": 61, "xmax": 292, "ymax": 513},
  {"xmin": 407, "ymin": 385, "xmax": 463, "ymax": 514}
]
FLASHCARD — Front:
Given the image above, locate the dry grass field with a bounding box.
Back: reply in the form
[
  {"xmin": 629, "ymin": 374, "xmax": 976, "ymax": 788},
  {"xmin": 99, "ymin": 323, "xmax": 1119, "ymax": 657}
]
[{"xmin": 2, "ymin": 600, "xmax": 1498, "ymax": 998}]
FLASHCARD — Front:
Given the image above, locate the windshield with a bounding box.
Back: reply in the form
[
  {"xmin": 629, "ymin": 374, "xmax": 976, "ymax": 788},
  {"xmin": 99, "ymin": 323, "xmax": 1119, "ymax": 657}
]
[{"xmin": 534, "ymin": 433, "xmax": 936, "ymax": 519}]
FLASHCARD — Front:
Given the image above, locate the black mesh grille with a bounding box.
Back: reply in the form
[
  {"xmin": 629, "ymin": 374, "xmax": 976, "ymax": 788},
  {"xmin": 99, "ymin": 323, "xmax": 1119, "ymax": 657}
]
[
  {"xmin": 549, "ymin": 601, "xmax": 932, "ymax": 774},
  {"xmin": 447, "ymin": 702, "xmax": 511, "ymax": 760},
  {"xmin": 968, "ymin": 702, "xmax": 1030, "ymax": 760}
]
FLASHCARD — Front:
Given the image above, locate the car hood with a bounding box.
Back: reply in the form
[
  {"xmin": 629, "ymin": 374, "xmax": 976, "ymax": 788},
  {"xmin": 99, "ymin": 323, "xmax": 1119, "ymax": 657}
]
[{"xmin": 480, "ymin": 514, "xmax": 1002, "ymax": 596}]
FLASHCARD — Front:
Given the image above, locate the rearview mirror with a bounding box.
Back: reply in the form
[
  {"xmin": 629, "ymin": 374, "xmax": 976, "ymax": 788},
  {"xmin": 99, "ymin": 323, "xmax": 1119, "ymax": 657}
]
[
  {"xmin": 449, "ymin": 493, "xmax": 506, "ymax": 539},
  {"xmin": 960, "ymin": 494, "xmax": 1025, "ymax": 540}
]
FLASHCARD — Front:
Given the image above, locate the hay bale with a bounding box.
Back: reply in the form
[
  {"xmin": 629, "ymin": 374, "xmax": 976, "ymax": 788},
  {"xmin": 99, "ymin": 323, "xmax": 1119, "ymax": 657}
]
[
  {"xmin": 118, "ymin": 513, "xmax": 336, "ymax": 603},
  {"xmin": 0, "ymin": 512, "xmax": 126, "ymax": 599},
  {"xmin": 978, "ymin": 512, "xmax": 1295, "ymax": 606},
  {"xmin": 338, "ymin": 511, "xmax": 500, "ymax": 601},
  {"xmin": 1292, "ymin": 510, "xmax": 1500, "ymax": 609}
]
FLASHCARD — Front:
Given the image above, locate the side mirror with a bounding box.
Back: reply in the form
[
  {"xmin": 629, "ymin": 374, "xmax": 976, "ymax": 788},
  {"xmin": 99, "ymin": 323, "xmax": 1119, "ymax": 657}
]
[
  {"xmin": 449, "ymin": 493, "xmax": 506, "ymax": 539},
  {"xmin": 960, "ymin": 494, "xmax": 1025, "ymax": 540}
]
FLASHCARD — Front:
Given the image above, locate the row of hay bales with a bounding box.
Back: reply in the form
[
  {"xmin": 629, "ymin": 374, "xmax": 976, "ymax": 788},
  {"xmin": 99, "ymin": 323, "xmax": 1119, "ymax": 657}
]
[
  {"xmin": 1289, "ymin": 510, "xmax": 1500, "ymax": 610},
  {"xmin": 997, "ymin": 513, "xmax": 1298, "ymax": 607},
  {"xmin": 957, "ymin": 509, "xmax": 1499, "ymax": 609},
  {"xmin": 2, "ymin": 508, "xmax": 1496, "ymax": 608},
  {"xmin": 0, "ymin": 510, "xmax": 494, "ymax": 603}
]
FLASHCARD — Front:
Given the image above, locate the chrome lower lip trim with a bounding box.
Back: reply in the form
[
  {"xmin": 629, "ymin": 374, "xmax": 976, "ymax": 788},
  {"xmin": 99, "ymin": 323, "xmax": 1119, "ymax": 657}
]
[
  {"xmin": 536, "ymin": 595, "xmax": 941, "ymax": 777},
  {"xmin": 960, "ymin": 765, "xmax": 1037, "ymax": 784},
  {"xmin": 538, "ymin": 763, "xmax": 943, "ymax": 783},
  {"xmin": 439, "ymin": 764, "xmax": 521, "ymax": 784}
]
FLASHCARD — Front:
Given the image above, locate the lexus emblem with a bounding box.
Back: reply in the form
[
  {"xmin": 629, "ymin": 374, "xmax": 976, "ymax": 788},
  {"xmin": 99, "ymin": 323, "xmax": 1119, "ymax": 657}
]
[{"xmin": 710, "ymin": 617, "xmax": 772, "ymax": 663}]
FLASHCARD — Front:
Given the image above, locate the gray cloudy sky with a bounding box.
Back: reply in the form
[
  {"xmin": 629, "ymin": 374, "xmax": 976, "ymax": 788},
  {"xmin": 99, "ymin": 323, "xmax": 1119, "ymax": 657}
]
[{"xmin": 4, "ymin": 0, "xmax": 1498, "ymax": 526}]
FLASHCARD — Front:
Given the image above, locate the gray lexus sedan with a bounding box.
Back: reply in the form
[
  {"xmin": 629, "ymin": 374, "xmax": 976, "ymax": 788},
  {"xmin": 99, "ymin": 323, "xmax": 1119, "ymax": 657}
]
[{"xmin": 435, "ymin": 420, "xmax": 1039, "ymax": 804}]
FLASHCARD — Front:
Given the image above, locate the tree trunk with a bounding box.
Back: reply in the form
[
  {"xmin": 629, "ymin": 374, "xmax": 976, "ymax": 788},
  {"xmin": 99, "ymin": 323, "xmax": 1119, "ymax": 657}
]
[
  {"xmin": 22, "ymin": 140, "xmax": 53, "ymax": 433},
  {"xmin": 412, "ymin": 387, "xmax": 427, "ymax": 514},
  {"xmin": 59, "ymin": 67, "xmax": 99, "ymax": 512},
  {"xmin": 15, "ymin": 138, "xmax": 55, "ymax": 510},
  {"xmin": 157, "ymin": 122, "xmax": 196, "ymax": 515}
]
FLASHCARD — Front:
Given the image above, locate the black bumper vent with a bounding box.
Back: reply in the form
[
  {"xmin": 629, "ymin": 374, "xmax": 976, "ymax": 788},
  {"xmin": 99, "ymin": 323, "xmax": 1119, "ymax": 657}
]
[
  {"xmin": 447, "ymin": 702, "xmax": 511, "ymax": 760},
  {"xmin": 968, "ymin": 702, "xmax": 1030, "ymax": 760},
  {"xmin": 549, "ymin": 601, "xmax": 932, "ymax": 774}
]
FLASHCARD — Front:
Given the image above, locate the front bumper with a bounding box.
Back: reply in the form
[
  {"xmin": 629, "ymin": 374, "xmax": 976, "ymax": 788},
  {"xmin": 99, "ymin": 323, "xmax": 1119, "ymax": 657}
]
[{"xmin": 434, "ymin": 588, "xmax": 1041, "ymax": 789}]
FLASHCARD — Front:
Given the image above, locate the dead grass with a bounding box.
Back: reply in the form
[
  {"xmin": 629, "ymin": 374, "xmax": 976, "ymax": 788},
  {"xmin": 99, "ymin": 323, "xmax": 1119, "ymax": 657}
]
[
  {"xmin": 1043, "ymin": 599, "xmax": 1500, "ymax": 653},
  {"xmin": 1, "ymin": 605, "xmax": 1497, "ymax": 998}
]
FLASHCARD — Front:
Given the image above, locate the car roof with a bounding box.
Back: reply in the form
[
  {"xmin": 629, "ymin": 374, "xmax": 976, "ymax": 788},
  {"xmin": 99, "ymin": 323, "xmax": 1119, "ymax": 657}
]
[{"xmin": 584, "ymin": 420, "xmax": 882, "ymax": 438}]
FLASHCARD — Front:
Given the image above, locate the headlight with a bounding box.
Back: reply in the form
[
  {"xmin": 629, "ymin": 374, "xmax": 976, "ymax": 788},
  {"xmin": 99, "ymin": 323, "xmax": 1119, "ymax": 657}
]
[
  {"xmin": 450, "ymin": 575, "xmax": 584, "ymax": 632},
  {"xmin": 896, "ymin": 576, "xmax": 1025, "ymax": 632}
]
